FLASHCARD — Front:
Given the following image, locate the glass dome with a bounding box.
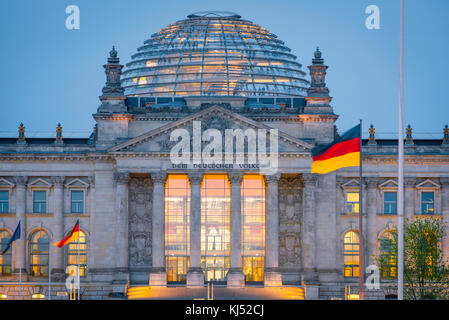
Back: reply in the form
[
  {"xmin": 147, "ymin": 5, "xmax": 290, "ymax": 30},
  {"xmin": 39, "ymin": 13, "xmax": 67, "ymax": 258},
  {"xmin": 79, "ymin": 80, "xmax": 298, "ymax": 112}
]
[{"xmin": 121, "ymin": 12, "xmax": 309, "ymax": 97}]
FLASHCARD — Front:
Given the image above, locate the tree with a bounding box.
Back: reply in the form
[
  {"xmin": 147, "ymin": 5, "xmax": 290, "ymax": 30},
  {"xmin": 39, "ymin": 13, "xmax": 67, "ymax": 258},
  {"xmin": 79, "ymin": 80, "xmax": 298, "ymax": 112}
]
[{"xmin": 376, "ymin": 218, "xmax": 449, "ymax": 299}]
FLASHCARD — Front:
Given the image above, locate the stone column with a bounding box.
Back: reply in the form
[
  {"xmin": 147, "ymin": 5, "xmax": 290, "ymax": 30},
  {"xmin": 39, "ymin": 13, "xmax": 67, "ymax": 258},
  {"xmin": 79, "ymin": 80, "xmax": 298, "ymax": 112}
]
[
  {"xmin": 149, "ymin": 172, "xmax": 167, "ymax": 286},
  {"xmin": 113, "ymin": 172, "xmax": 129, "ymax": 285},
  {"xmin": 440, "ymin": 178, "xmax": 449, "ymax": 257},
  {"xmin": 227, "ymin": 173, "xmax": 244, "ymax": 287},
  {"xmin": 301, "ymin": 173, "xmax": 317, "ymax": 282},
  {"xmin": 365, "ymin": 177, "xmax": 378, "ymax": 266},
  {"xmin": 13, "ymin": 176, "xmax": 27, "ymax": 275},
  {"xmin": 52, "ymin": 176, "xmax": 65, "ymax": 278},
  {"xmin": 264, "ymin": 173, "xmax": 282, "ymax": 286},
  {"xmin": 187, "ymin": 173, "xmax": 203, "ymax": 287},
  {"xmin": 404, "ymin": 178, "xmax": 416, "ymax": 220}
]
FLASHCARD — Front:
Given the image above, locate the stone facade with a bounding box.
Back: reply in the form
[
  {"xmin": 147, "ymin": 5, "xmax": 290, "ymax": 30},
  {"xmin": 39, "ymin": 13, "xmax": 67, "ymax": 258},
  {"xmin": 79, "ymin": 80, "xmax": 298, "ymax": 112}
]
[{"xmin": 0, "ymin": 46, "xmax": 448, "ymax": 301}]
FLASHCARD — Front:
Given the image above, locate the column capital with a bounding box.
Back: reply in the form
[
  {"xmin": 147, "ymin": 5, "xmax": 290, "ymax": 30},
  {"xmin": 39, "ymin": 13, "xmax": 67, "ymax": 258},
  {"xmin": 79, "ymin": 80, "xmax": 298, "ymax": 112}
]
[
  {"xmin": 228, "ymin": 172, "xmax": 244, "ymax": 185},
  {"xmin": 440, "ymin": 177, "xmax": 449, "ymax": 187},
  {"xmin": 51, "ymin": 176, "xmax": 65, "ymax": 187},
  {"xmin": 14, "ymin": 176, "xmax": 28, "ymax": 187},
  {"xmin": 302, "ymin": 173, "xmax": 317, "ymax": 186},
  {"xmin": 114, "ymin": 171, "xmax": 130, "ymax": 184},
  {"xmin": 265, "ymin": 173, "xmax": 281, "ymax": 185},
  {"xmin": 151, "ymin": 172, "xmax": 166, "ymax": 185},
  {"xmin": 188, "ymin": 172, "xmax": 203, "ymax": 185},
  {"xmin": 365, "ymin": 177, "xmax": 379, "ymax": 189}
]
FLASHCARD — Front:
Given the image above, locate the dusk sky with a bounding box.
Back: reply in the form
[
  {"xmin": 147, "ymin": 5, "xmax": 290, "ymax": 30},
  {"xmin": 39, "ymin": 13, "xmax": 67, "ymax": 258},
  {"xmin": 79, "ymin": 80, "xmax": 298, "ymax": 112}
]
[{"xmin": 0, "ymin": 0, "xmax": 447, "ymax": 138}]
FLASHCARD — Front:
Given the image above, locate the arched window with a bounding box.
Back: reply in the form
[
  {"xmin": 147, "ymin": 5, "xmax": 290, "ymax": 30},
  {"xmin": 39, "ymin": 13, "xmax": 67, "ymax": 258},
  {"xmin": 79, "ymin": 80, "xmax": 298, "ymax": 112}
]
[
  {"xmin": 30, "ymin": 230, "xmax": 49, "ymax": 277},
  {"xmin": 379, "ymin": 231, "xmax": 397, "ymax": 279},
  {"xmin": 241, "ymin": 174, "xmax": 265, "ymax": 282},
  {"xmin": 165, "ymin": 174, "xmax": 190, "ymax": 282},
  {"xmin": 67, "ymin": 230, "xmax": 87, "ymax": 277},
  {"xmin": 0, "ymin": 230, "xmax": 12, "ymax": 276},
  {"xmin": 343, "ymin": 231, "xmax": 359, "ymax": 278}
]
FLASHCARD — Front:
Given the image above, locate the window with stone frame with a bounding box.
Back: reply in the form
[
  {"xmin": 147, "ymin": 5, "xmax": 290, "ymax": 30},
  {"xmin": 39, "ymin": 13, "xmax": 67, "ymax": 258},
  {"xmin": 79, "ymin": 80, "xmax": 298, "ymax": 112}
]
[
  {"xmin": 0, "ymin": 190, "xmax": 9, "ymax": 213},
  {"xmin": 29, "ymin": 230, "xmax": 49, "ymax": 277},
  {"xmin": 66, "ymin": 230, "xmax": 87, "ymax": 277},
  {"xmin": 421, "ymin": 192, "xmax": 435, "ymax": 215},
  {"xmin": 33, "ymin": 190, "xmax": 47, "ymax": 213},
  {"xmin": 346, "ymin": 192, "xmax": 359, "ymax": 215},
  {"xmin": 0, "ymin": 230, "xmax": 12, "ymax": 276},
  {"xmin": 379, "ymin": 231, "xmax": 397, "ymax": 279},
  {"xmin": 343, "ymin": 231, "xmax": 360, "ymax": 278},
  {"xmin": 383, "ymin": 192, "xmax": 397, "ymax": 215},
  {"xmin": 70, "ymin": 190, "xmax": 84, "ymax": 214}
]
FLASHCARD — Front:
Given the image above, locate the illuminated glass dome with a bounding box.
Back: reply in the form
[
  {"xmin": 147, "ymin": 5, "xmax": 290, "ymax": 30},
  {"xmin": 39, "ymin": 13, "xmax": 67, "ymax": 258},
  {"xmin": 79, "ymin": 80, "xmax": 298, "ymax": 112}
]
[{"xmin": 121, "ymin": 11, "xmax": 309, "ymax": 97}]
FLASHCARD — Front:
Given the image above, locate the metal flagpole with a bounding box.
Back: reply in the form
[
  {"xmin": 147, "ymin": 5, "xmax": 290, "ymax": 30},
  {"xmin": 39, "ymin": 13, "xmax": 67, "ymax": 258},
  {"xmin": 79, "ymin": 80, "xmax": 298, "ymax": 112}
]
[
  {"xmin": 48, "ymin": 241, "xmax": 51, "ymax": 300},
  {"xmin": 397, "ymin": 0, "xmax": 405, "ymax": 301},
  {"xmin": 19, "ymin": 231, "xmax": 22, "ymax": 300},
  {"xmin": 77, "ymin": 236, "xmax": 80, "ymax": 300},
  {"xmin": 358, "ymin": 119, "xmax": 365, "ymax": 300}
]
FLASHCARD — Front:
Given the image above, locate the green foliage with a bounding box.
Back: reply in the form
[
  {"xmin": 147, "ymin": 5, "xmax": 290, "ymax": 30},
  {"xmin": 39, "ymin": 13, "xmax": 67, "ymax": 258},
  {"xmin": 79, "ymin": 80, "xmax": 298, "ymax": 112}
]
[{"xmin": 376, "ymin": 218, "xmax": 449, "ymax": 300}]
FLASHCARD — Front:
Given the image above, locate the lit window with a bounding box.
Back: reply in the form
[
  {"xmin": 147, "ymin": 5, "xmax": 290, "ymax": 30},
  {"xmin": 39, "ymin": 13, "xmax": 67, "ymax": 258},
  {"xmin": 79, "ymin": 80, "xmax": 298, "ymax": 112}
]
[
  {"xmin": 33, "ymin": 191, "xmax": 46, "ymax": 213},
  {"xmin": 0, "ymin": 231, "xmax": 12, "ymax": 276},
  {"xmin": 241, "ymin": 175, "xmax": 265, "ymax": 282},
  {"xmin": 30, "ymin": 231, "xmax": 49, "ymax": 277},
  {"xmin": 384, "ymin": 192, "xmax": 397, "ymax": 215},
  {"xmin": 0, "ymin": 191, "xmax": 9, "ymax": 213},
  {"xmin": 66, "ymin": 230, "xmax": 87, "ymax": 277},
  {"xmin": 165, "ymin": 174, "xmax": 190, "ymax": 282},
  {"xmin": 71, "ymin": 190, "xmax": 84, "ymax": 214},
  {"xmin": 346, "ymin": 192, "xmax": 359, "ymax": 214},
  {"xmin": 343, "ymin": 231, "xmax": 359, "ymax": 278},
  {"xmin": 379, "ymin": 231, "xmax": 397, "ymax": 279},
  {"xmin": 421, "ymin": 192, "xmax": 435, "ymax": 214}
]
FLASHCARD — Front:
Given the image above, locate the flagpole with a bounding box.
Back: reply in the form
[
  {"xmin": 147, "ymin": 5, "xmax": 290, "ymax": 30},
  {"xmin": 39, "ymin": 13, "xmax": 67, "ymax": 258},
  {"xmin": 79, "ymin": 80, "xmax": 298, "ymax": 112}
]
[
  {"xmin": 358, "ymin": 119, "xmax": 365, "ymax": 300},
  {"xmin": 77, "ymin": 235, "xmax": 80, "ymax": 300},
  {"xmin": 19, "ymin": 230, "xmax": 22, "ymax": 300},
  {"xmin": 397, "ymin": 0, "xmax": 405, "ymax": 301},
  {"xmin": 48, "ymin": 241, "xmax": 52, "ymax": 300}
]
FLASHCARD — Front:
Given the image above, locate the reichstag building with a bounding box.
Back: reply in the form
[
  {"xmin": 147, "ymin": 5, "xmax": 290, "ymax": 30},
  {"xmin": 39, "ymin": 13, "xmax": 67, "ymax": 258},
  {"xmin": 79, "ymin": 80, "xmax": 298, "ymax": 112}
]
[{"xmin": 0, "ymin": 11, "xmax": 448, "ymax": 300}]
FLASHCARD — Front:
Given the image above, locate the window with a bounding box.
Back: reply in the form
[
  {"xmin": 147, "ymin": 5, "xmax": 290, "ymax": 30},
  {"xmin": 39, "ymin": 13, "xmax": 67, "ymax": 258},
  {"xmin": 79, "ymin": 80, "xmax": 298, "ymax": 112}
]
[
  {"xmin": 241, "ymin": 175, "xmax": 265, "ymax": 282},
  {"xmin": 379, "ymin": 231, "xmax": 397, "ymax": 279},
  {"xmin": 384, "ymin": 192, "xmax": 397, "ymax": 214},
  {"xmin": 33, "ymin": 191, "xmax": 46, "ymax": 213},
  {"xmin": 30, "ymin": 230, "xmax": 49, "ymax": 276},
  {"xmin": 0, "ymin": 191, "xmax": 8, "ymax": 213},
  {"xmin": 343, "ymin": 231, "xmax": 359, "ymax": 277},
  {"xmin": 71, "ymin": 190, "xmax": 84, "ymax": 213},
  {"xmin": 346, "ymin": 192, "xmax": 359, "ymax": 214},
  {"xmin": 421, "ymin": 192, "xmax": 435, "ymax": 214},
  {"xmin": 67, "ymin": 230, "xmax": 87, "ymax": 277},
  {"xmin": 165, "ymin": 174, "xmax": 190, "ymax": 282},
  {"xmin": 0, "ymin": 231, "xmax": 12, "ymax": 276}
]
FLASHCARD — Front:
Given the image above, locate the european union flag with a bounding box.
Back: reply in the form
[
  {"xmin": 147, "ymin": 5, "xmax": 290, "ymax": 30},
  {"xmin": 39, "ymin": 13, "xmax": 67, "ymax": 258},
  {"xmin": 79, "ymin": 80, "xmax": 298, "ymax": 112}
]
[{"xmin": 1, "ymin": 221, "xmax": 20, "ymax": 255}]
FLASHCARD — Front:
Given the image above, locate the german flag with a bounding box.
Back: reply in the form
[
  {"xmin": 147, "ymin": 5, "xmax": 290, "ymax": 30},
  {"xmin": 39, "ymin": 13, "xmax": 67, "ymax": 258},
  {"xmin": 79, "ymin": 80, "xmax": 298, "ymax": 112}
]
[
  {"xmin": 55, "ymin": 220, "xmax": 80, "ymax": 248},
  {"xmin": 311, "ymin": 124, "xmax": 361, "ymax": 174}
]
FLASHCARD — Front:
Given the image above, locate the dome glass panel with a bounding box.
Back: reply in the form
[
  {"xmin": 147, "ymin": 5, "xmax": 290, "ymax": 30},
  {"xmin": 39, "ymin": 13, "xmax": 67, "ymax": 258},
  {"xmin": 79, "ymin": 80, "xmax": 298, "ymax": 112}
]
[{"xmin": 121, "ymin": 12, "xmax": 309, "ymax": 97}]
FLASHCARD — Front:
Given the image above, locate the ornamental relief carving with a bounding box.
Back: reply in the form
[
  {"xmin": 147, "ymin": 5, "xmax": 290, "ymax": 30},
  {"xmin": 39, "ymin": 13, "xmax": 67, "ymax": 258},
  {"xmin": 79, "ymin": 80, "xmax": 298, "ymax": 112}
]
[
  {"xmin": 279, "ymin": 176, "xmax": 302, "ymax": 268},
  {"xmin": 128, "ymin": 177, "xmax": 153, "ymax": 267}
]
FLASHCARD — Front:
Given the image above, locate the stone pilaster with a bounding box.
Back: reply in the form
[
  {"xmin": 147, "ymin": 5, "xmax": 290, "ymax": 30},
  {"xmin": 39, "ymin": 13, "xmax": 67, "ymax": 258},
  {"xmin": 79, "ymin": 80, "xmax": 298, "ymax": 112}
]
[
  {"xmin": 440, "ymin": 178, "xmax": 449, "ymax": 257},
  {"xmin": 227, "ymin": 173, "xmax": 244, "ymax": 287},
  {"xmin": 13, "ymin": 176, "xmax": 27, "ymax": 275},
  {"xmin": 52, "ymin": 176, "xmax": 65, "ymax": 278},
  {"xmin": 365, "ymin": 177, "xmax": 378, "ymax": 266},
  {"xmin": 404, "ymin": 178, "xmax": 416, "ymax": 220},
  {"xmin": 264, "ymin": 173, "xmax": 282, "ymax": 286},
  {"xmin": 187, "ymin": 173, "xmax": 204, "ymax": 287},
  {"xmin": 149, "ymin": 172, "xmax": 167, "ymax": 286},
  {"xmin": 113, "ymin": 172, "xmax": 130, "ymax": 285},
  {"xmin": 301, "ymin": 173, "xmax": 317, "ymax": 282}
]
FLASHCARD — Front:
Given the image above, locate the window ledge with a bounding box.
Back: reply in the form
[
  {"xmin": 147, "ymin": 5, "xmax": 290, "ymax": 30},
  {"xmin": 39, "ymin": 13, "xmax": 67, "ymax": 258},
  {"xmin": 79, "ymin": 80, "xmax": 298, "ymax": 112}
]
[
  {"xmin": 415, "ymin": 214, "xmax": 442, "ymax": 219},
  {"xmin": 64, "ymin": 213, "xmax": 90, "ymax": 218},
  {"xmin": 26, "ymin": 213, "xmax": 53, "ymax": 217},
  {"xmin": 0, "ymin": 213, "xmax": 15, "ymax": 217},
  {"xmin": 377, "ymin": 213, "xmax": 397, "ymax": 216}
]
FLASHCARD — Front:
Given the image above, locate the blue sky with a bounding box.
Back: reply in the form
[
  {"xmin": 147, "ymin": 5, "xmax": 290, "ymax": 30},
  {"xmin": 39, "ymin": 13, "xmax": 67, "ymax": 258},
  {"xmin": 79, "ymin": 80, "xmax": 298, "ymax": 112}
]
[{"xmin": 0, "ymin": 0, "xmax": 447, "ymax": 138}]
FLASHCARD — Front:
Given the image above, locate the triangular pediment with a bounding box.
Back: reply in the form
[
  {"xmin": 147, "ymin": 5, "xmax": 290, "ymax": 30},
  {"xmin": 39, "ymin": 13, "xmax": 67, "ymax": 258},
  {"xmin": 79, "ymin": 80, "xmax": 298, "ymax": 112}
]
[
  {"xmin": 416, "ymin": 179, "xmax": 440, "ymax": 189},
  {"xmin": 379, "ymin": 179, "xmax": 398, "ymax": 189},
  {"xmin": 341, "ymin": 179, "xmax": 360, "ymax": 189},
  {"xmin": 0, "ymin": 178, "xmax": 15, "ymax": 188},
  {"xmin": 65, "ymin": 178, "xmax": 90, "ymax": 189},
  {"xmin": 108, "ymin": 105, "xmax": 313, "ymax": 153},
  {"xmin": 27, "ymin": 178, "xmax": 52, "ymax": 188}
]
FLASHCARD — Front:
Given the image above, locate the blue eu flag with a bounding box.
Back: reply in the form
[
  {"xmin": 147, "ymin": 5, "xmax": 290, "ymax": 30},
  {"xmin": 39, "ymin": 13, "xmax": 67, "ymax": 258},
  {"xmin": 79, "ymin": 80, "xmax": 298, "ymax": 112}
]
[{"xmin": 1, "ymin": 221, "xmax": 21, "ymax": 255}]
